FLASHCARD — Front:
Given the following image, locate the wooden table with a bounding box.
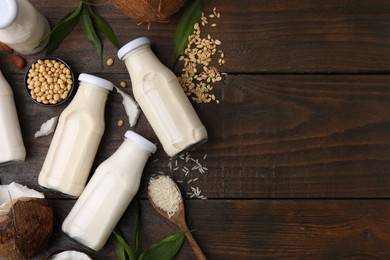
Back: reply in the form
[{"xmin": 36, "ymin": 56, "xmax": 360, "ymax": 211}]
[{"xmin": 1, "ymin": 0, "xmax": 390, "ymax": 258}]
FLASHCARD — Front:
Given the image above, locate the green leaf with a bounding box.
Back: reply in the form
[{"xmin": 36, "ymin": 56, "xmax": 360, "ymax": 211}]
[
  {"xmin": 113, "ymin": 230, "xmax": 136, "ymax": 260},
  {"xmin": 81, "ymin": 3, "xmax": 103, "ymax": 65},
  {"xmin": 91, "ymin": 11, "xmax": 120, "ymax": 49},
  {"xmin": 173, "ymin": 0, "xmax": 204, "ymax": 66},
  {"xmin": 114, "ymin": 236, "xmax": 128, "ymax": 260},
  {"xmin": 39, "ymin": 1, "xmax": 83, "ymax": 54},
  {"xmin": 139, "ymin": 230, "xmax": 186, "ymax": 260},
  {"xmin": 134, "ymin": 201, "xmax": 142, "ymax": 257}
]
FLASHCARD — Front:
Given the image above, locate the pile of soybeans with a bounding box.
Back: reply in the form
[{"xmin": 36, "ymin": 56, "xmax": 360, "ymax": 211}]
[{"xmin": 26, "ymin": 59, "xmax": 73, "ymax": 105}]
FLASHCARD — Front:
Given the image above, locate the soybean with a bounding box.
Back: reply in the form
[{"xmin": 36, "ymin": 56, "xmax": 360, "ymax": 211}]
[
  {"xmin": 106, "ymin": 58, "xmax": 114, "ymax": 66},
  {"xmin": 120, "ymin": 81, "xmax": 127, "ymax": 88}
]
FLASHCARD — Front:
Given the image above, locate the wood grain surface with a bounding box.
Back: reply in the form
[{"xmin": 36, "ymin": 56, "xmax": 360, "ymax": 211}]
[
  {"xmin": 1, "ymin": 73, "xmax": 390, "ymax": 199},
  {"xmin": 0, "ymin": 0, "xmax": 389, "ymax": 258},
  {"xmin": 39, "ymin": 200, "xmax": 390, "ymax": 259}
]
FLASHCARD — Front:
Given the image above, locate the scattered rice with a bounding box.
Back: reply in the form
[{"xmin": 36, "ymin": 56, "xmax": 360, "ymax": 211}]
[
  {"xmin": 187, "ymin": 186, "xmax": 206, "ymax": 199},
  {"xmin": 153, "ymin": 152, "xmax": 208, "ymax": 199}
]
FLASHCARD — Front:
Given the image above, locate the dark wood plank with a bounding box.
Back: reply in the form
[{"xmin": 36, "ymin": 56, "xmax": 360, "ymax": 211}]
[
  {"xmin": 1, "ymin": 0, "xmax": 390, "ymax": 74},
  {"xmin": 0, "ymin": 0, "xmax": 389, "ymax": 258},
  {"xmin": 1, "ymin": 74, "xmax": 389, "ymax": 198},
  {"xmin": 34, "ymin": 199, "xmax": 390, "ymax": 259}
]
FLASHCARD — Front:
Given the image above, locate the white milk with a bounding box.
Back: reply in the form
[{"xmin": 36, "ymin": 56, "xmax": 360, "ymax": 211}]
[
  {"xmin": 38, "ymin": 74, "xmax": 113, "ymax": 197},
  {"xmin": 118, "ymin": 37, "xmax": 208, "ymax": 157},
  {"xmin": 0, "ymin": 70, "xmax": 26, "ymax": 165},
  {"xmin": 0, "ymin": 0, "xmax": 50, "ymax": 54},
  {"xmin": 62, "ymin": 131, "xmax": 156, "ymax": 251}
]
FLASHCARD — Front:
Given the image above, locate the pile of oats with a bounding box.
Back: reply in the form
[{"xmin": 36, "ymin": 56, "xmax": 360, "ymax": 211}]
[{"xmin": 178, "ymin": 7, "xmax": 225, "ymax": 104}]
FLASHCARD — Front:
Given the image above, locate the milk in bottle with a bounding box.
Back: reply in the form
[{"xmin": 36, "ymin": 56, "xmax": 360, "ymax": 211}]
[
  {"xmin": 0, "ymin": 0, "xmax": 50, "ymax": 54},
  {"xmin": 0, "ymin": 70, "xmax": 26, "ymax": 165},
  {"xmin": 118, "ymin": 37, "xmax": 207, "ymax": 157},
  {"xmin": 62, "ymin": 131, "xmax": 157, "ymax": 251},
  {"xmin": 38, "ymin": 73, "xmax": 113, "ymax": 197}
]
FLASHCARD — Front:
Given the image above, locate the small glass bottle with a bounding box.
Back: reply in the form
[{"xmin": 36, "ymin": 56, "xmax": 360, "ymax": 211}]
[
  {"xmin": 0, "ymin": 0, "xmax": 50, "ymax": 54},
  {"xmin": 118, "ymin": 37, "xmax": 208, "ymax": 157},
  {"xmin": 0, "ymin": 69, "xmax": 26, "ymax": 165},
  {"xmin": 38, "ymin": 73, "xmax": 114, "ymax": 197},
  {"xmin": 62, "ymin": 130, "xmax": 157, "ymax": 251}
]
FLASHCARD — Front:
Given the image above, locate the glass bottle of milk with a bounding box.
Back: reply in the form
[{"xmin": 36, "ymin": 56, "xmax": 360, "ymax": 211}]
[
  {"xmin": 38, "ymin": 73, "xmax": 113, "ymax": 197},
  {"xmin": 62, "ymin": 130, "xmax": 157, "ymax": 251},
  {"xmin": 118, "ymin": 37, "xmax": 208, "ymax": 157},
  {"xmin": 0, "ymin": 0, "xmax": 50, "ymax": 54},
  {"xmin": 0, "ymin": 70, "xmax": 26, "ymax": 165}
]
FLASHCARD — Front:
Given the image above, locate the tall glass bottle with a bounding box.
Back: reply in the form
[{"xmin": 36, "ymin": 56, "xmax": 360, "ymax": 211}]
[
  {"xmin": 38, "ymin": 73, "xmax": 113, "ymax": 197},
  {"xmin": 62, "ymin": 131, "xmax": 157, "ymax": 251},
  {"xmin": 0, "ymin": 69, "xmax": 26, "ymax": 165},
  {"xmin": 118, "ymin": 37, "xmax": 207, "ymax": 157},
  {"xmin": 0, "ymin": 0, "xmax": 50, "ymax": 54}
]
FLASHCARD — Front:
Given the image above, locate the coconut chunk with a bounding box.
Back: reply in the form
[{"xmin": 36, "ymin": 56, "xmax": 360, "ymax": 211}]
[
  {"xmin": 115, "ymin": 86, "xmax": 140, "ymax": 127},
  {"xmin": 35, "ymin": 116, "xmax": 59, "ymax": 138},
  {"xmin": 0, "ymin": 182, "xmax": 44, "ymax": 207},
  {"xmin": 50, "ymin": 250, "xmax": 92, "ymax": 260}
]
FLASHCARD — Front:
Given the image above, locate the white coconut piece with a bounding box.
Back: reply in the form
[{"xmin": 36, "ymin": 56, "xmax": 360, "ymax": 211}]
[
  {"xmin": 115, "ymin": 86, "xmax": 140, "ymax": 127},
  {"xmin": 50, "ymin": 250, "xmax": 92, "ymax": 260},
  {"xmin": 0, "ymin": 182, "xmax": 44, "ymax": 207},
  {"xmin": 35, "ymin": 116, "xmax": 59, "ymax": 138}
]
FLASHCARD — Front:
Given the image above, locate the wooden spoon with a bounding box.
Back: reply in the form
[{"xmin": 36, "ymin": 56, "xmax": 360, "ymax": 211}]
[{"xmin": 148, "ymin": 176, "xmax": 207, "ymax": 260}]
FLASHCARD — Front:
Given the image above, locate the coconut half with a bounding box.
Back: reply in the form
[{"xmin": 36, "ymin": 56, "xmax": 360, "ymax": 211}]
[
  {"xmin": 112, "ymin": 0, "xmax": 187, "ymax": 24},
  {"xmin": 0, "ymin": 182, "xmax": 54, "ymax": 260}
]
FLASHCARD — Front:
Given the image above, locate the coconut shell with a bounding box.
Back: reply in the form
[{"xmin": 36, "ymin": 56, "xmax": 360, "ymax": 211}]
[
  {"xmin": 0, "ymin": 198, "xmax": 54, "ymax": 260},
  {"xmin": 112, "ymin": 0, "xmax": 187, "ymax": 24}
]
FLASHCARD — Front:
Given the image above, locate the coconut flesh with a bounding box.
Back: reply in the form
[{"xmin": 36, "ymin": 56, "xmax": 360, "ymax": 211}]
[
  {"xmin": 49, "ymin": 250, "xmax": 92, "ymax": 260},
  {"xmin": 0, "ymin": 182, "xmax": 54, "ymax": 260},
  {"xmin": 115, "ymin": 86, "xmax": 140, "ymax": 127},
  {"xmin": 35, "ymin": 116, "xmax": 59, "ymax": 138},
  {"xmin": 112, "ymin": 0, "xmax": 187, "ymax": 24}
]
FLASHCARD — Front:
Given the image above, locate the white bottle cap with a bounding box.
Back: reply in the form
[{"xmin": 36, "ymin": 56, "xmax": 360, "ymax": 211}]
[
  {"xmin": 117, "ymin": 37, "xmax": 151, "ymax": 60},
  {"xmin": 125, "ymin": 131, "xmax": 157, "ymax": 154},
  {"xmin": 0, "ymin": 0, "xmax": 18, "ymax": 29},
  {"xmin": 78, "ymin": 73, "xmax": 114, "ymax": 91}
]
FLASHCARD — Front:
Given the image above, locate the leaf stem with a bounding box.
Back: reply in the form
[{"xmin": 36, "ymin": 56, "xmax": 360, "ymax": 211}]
[{"xmin": 39, "ymin": 0, "xmax": 119, "ymax": 60}]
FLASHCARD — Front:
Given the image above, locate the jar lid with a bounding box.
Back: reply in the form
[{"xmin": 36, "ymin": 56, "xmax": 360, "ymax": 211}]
[
  {"xmin": 78, "ymin": 73, "xmax": 114, "ymax": 91},
  {"xmin": 125, "ymin": 131, "xmax": 157, "ymax": 154},
  {"xmin": 0, "ymin": 0, "xmax": 18, "ymax": 29},
  {"xmin": 117, "ymin": 37, "xmax": 151, "ymax": 60}
]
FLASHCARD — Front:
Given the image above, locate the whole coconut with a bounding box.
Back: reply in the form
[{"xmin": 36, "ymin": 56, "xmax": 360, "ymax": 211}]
[
  {"xmin": 0, "ymin": 182, "xmax": 54, "ymax": 260},
  {"xmin": 112, "ymin": 0, "xmax": 187, "ymax": 24}
]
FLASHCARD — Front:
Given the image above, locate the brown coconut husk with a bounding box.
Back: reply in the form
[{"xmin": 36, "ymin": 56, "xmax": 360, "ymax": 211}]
[
  {"xmin": 112, "ymin": 0, "xmax": 187, "ymax": 25},
  {"xmin": 0, "ymin": 198, "xmax": 54, "ymax": 260}
]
